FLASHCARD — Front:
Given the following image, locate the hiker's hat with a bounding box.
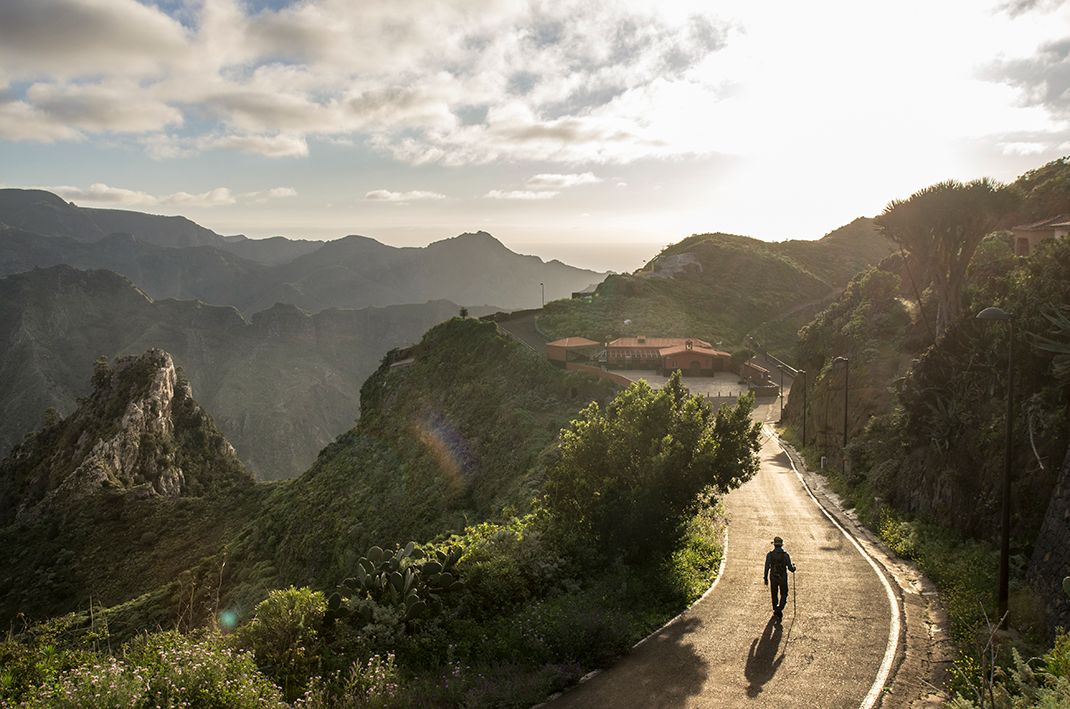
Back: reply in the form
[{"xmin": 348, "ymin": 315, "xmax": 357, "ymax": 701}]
[{"xmin": 772, "ymin": 536, "xmax": 783, "ymax": 546}]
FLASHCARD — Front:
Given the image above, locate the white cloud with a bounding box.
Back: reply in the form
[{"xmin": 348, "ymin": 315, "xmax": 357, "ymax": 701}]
[
  {"xmin": 364, "ymin": 189, "xmax": 446, "ymax": 202},
  {"xmin": 484, "ymin": 189, "xmax": 558, "ymax": 200},
  {"xmin": 526, "ymin": 172, "xmax": 602, "ymax": 189},
  {"xmin": 45, "ymin": 183, "xmax": 298, "ymax": 208}
]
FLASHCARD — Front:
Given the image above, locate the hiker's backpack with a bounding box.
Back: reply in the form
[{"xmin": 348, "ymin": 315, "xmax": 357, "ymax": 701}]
[{"xmin": 768, "ymin": 549, "xmax": 789, "ymax": 581}]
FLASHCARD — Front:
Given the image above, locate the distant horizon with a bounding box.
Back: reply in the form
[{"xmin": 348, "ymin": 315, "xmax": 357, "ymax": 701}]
[
  {"xmin": 34, "ymin": 186, "xmax": 878, "ymax": 274},
  {"xmin": 2, "ymin": 1, "xmax": 1067, "ymax": 263}
]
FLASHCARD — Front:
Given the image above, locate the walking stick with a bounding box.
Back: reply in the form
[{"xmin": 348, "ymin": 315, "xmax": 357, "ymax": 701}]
[{"xmin": 793, "ymin": 569, "xmax": 797, "ymax": 616}]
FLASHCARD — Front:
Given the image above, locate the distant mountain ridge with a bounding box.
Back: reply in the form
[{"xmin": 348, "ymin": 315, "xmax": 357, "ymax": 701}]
[
  {"xmin": 0, "ymin": 189, "xmax": 608, "ymax": 312},
  {"xmin": 0, "ymin": 265, "xmax": 495, "ymax": 480}
]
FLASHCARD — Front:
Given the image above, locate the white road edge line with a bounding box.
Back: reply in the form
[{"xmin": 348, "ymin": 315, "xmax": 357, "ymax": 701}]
[
  {"xmin": 564, "ymin": 525, "xmax": 731, "ymax": 690},
  {"xmin": 764, "ymin": 424, "xmax": 902, "ymax": 709}
]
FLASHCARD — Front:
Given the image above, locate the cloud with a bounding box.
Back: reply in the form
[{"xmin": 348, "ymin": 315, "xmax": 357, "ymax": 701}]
[
  {"xmin": 46, "ymin": 182, "xmax": 298, "ymax": 208},
  {"xmin": 526, "ymin": 172, "xmax": 602, "ymax": 188},
  {"xmin": 0, "ymin": 1, "xmax": 734, "ymax": 164},
  {"xmin": 484, "ymin": 189, "xmax": 558, "ymax": 200},
  {"xmin": 985, "ymin": 37, "xmax": 1070, "ymax": 117},
  {"xmin": 0, "ymin": 0, "xmax": 187, "ymax": 78},
  {"xmin": 364, "ymin": 189, "xmax": 446, "ymax": 202}
]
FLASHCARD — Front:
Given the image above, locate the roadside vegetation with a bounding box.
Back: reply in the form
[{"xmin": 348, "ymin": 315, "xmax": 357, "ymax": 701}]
[
  {"xmin": 0, "ymin": 319, "xmax": 761, "ymax": 707},
  {"xmin": 780, "ymin": 163, "xmax": 1070, "ymax": 705}
]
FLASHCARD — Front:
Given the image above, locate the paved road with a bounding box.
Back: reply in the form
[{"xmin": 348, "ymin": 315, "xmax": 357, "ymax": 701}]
[{"xmin": 550, "ymin": 401, "xmax": 894, "ymax": 708}]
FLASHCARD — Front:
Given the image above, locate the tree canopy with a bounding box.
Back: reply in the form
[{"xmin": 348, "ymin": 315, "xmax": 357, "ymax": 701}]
[
  {"xmin": 876, "ymin": 179, "xmax": 1017, "ymax": 338},
  {"xmin": 544, "ymin": 372, "xmax": 761, "ymax": 557}
]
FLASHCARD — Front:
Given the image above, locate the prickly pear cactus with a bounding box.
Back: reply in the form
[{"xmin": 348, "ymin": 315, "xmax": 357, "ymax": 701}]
[{"xmin": 326, "ymin": 541, "xmax": 465, "ymax": 629}]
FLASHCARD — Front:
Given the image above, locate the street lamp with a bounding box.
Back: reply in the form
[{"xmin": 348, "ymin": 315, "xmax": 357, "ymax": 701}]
[
  {"xmin": 540, "ymin": 282, "xmax": 545, "ymax": 308},
  {"xmin": 777, "ymin": 365, "xmax": 784, "ymax": 420},
  {"xmin": 977, "ymin": 305, "xmax": 1016, "ymax": 626}
]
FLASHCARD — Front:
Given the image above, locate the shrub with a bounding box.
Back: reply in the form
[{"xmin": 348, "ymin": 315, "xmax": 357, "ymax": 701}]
[
  {"xmin": 545, "ymin": 372, "xmax": 760, "ymax": 558},
  {"xmin": 236, "ymin": 587, "xmax": 327, "ymax": 700}
]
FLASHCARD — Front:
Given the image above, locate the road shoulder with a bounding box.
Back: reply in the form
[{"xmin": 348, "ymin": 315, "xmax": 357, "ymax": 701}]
[{"xmin": 775, "ymin": 436, "xmax": 954, "ymax": 708}]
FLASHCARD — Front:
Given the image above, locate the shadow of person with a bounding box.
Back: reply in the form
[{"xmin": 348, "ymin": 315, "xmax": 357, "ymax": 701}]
[{"xmin": 744, "ymin": 616, "xmax": 784, "ymax": 698}]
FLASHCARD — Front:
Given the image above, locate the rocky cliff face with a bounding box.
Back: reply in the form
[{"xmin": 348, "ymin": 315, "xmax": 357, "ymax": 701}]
[
  {"xmin": 0, "ymin": 349, "xmax": 250, "ymax": 525},
  {"xmin": 1029, "ymin": 445, "xmax": 1070, "ymax": 636}
]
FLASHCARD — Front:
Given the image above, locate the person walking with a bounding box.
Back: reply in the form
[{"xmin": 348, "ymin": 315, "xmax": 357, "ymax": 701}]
[{"xmin": 764, "ymin": 536, "xmax": 796, "ymax": 621}]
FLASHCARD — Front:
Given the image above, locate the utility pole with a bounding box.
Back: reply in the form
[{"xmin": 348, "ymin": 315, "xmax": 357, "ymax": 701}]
[
  {"xmin": 540, "ymin": 282, "xmax": 545, "ymax": 307},
  {"xmin": 799, "ymin": 369, "xmax": 807, "ymax": 446}
]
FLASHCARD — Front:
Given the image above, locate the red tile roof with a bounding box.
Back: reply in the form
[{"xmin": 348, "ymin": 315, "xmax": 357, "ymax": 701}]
[
  {"xmin": 609, "ymin": 337, "xmax": 713, "ymax": 349},
  {"xmin": 546, "ymin": 337, "xmax": 601, "ymax": 348},
  {"xmin": 658, "ymin": 345, "xmax": 730, "ymax": 358}
]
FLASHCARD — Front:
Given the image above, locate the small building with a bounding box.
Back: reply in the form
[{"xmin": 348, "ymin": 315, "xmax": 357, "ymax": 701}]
[
  {"xmin": 545, "ymin": 337, "xmax": 601, "ymax": 365},
  {"xmin": 740, "ymin": 360, "xmax": 772, "ymax": 383},
  {"xmin": 1011, "ymin": 215, "xmax": 1070, "ymax": 256},
  {"xmin": 659, "ymin": 344, "xmax": 732, "ymax": 375},
  {"xmin": 606, "ymin": 336, "xmax": 730, "ymax": 375}
]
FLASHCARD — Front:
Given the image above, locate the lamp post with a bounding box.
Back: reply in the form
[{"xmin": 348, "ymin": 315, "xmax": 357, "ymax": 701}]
[
  {"xmin": 778, "ymin": 365, "xmax": 784, "ymax": 421},
  {"xmin": 540, "ymin": 282, "xmax": 545, "ymax": 308},
  {"xmin": 976, "ymin": 305, "xmax": 1016, "ymax": 626}
]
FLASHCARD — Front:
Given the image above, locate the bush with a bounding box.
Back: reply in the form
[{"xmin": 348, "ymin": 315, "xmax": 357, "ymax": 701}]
[
  {"xmin": 545, "ymin": 372, "xmax": 760, "ymax": 558},
  {"xmin": 236, "ymin": 587, "xmax": 327, "ymax": 700}
]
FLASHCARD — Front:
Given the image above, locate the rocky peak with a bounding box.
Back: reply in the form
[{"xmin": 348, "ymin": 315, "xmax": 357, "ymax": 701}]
[{"xmin": 0, "ymin": 349, "xmax": 251, "ymax": 525}]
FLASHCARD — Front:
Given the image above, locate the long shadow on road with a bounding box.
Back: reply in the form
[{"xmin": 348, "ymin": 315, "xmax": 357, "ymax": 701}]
[{"xmin": 744, "ymin": 616, "xmax": 784, "ymax": 699}]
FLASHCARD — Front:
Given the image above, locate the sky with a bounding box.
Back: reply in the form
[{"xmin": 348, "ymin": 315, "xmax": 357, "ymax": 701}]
[{"xmin": 2, "ymin": 0, "xmax": 1070, "ymax": 273}]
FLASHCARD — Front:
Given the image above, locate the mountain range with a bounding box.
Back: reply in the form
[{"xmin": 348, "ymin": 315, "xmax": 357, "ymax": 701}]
[
  {"xmin": 0, "ymin": 266, "xmax": 496, "ymax": 480},
  {"xmin": 0, "ymin": 189, "xmax": 607, "ymax": 313}
]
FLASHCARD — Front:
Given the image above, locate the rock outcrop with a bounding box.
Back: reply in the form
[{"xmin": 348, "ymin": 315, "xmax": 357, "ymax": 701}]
[
  {"xmin": 0, "ymin": 349, "xmax": 250, "ymax": 524},
  {"xmin": 1029, "ymin": 445, "xmax": 1070, "ymax": 636}
]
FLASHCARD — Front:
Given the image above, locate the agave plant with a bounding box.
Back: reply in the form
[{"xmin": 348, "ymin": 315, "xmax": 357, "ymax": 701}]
[{"xmin": 1034, "ymin": 304, "xmax": 1070, "ymax": 383}]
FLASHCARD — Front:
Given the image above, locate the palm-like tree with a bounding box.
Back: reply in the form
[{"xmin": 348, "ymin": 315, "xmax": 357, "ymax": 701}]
[{"xmin": 876, "ymin": 179, "xmax": 1017, "ymax": 338}]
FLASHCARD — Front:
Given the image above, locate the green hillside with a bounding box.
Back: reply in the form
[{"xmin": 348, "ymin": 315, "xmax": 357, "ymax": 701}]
[
  {"xmin": 538, "ymin": 217, "xmax": 892, "ymax": 354},
  {"xmin": 0, "ymin": 317, "xmax": 760, "ymax": 706}
]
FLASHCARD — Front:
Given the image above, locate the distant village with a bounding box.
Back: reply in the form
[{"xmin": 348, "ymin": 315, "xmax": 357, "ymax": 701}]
[{"xmin": 545, "ymin": 335, "xmax": 774, "ymax": 388}]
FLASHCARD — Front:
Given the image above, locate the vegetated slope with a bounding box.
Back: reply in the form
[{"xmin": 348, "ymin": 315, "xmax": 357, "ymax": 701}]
[
  {"xmin": 225, "ymin": 317, "xmax": 617, "ymax": 601},
  {"xmin": 0, "ymin": 318, "xmax": 615, "ymax": 632},
  {"xmin": 538, "ymin": 217, "xmax": 893, "ymax": 353},
  {"xmin": 0, "ymin": 265, "xmax": 492, "ymax": 480},
  {"xmin": 782, "ymin": 236, "xmax": 1070, "ymax": 635},
  {"xmin": 0, "ymin": 190, "xmax": 608, "ymax": 312},
  {"xmin": 0, "ymin": 350, "xmax": 262, "ymax": 622}
]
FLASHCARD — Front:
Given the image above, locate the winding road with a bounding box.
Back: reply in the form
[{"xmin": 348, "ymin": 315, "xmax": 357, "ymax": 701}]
[{"xmin": 549, "ymin": 398, "xmax": 898, "ymax": 708}]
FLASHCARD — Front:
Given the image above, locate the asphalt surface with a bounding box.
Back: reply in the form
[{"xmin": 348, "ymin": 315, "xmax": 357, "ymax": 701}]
[{"xmin": 549, "ymin": 400, "xmax": 893, "ymax": 708}]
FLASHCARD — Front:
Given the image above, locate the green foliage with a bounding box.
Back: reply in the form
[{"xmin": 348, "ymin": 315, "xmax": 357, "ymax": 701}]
[
  {"xmin": 330, "ymin": 542, "xmax": 464, "ymax": 627},
  {"xmin": 545, "ymin": 371, "xmax": 760, "ymax": 557},
  {"xmin": 236, "ymin": 587, "xmax": 326, "ymax": 700},
  {"xmin": 949, "ymin": 635, "xmax": 1070, "ymax": 708},
  {"xmin": 876, "ymin": 178, "xmax": 1018, "ymax": 335},
  {"xmin": 877, "ymin": 508, "xmax": 997, "ymax": 642},
  {"xmin": 9, "ymin": 630, "xmax": 285, "ymax": 708}
]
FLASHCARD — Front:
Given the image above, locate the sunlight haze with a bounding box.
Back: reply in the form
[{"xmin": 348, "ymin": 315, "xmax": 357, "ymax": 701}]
[{"xmin": 1, "ymin": 0, "xmax": 1068, "ymax": 271}]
